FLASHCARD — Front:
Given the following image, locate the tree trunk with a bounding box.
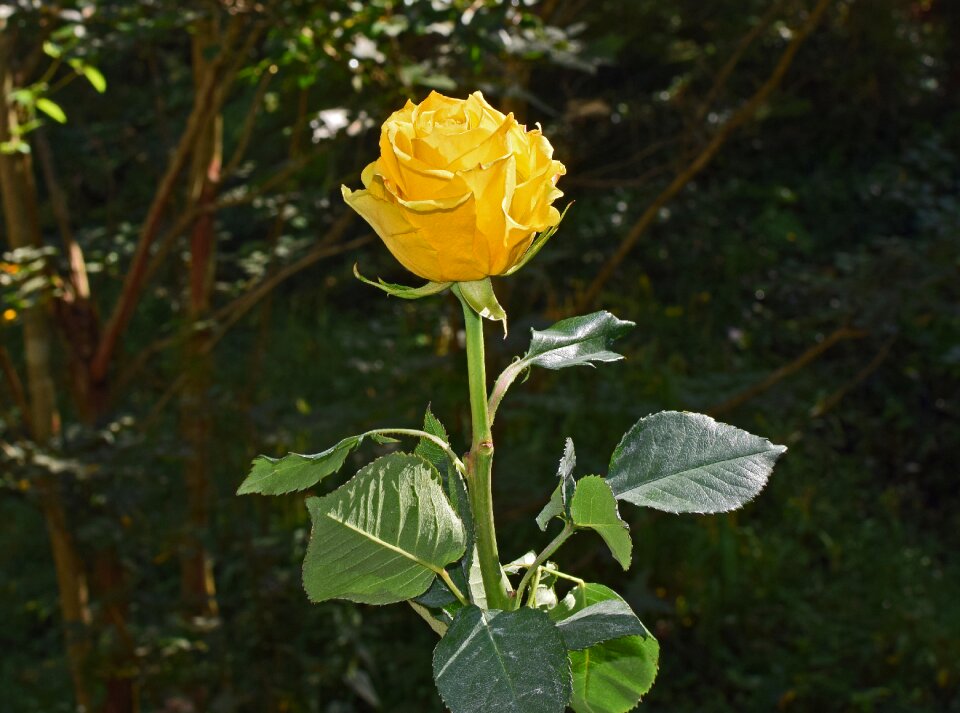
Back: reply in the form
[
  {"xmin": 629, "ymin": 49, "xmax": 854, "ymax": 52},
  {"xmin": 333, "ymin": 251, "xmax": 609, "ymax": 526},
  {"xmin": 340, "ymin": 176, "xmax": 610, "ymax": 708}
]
[{"xmin": 0, "ymin": 35, "xmax": 93, "ymax": 712}]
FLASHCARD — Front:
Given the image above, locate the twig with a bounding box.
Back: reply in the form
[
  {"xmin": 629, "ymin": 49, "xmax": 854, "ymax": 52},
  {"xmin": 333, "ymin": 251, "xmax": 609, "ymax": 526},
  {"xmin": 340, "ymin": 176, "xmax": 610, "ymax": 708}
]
[
  {"xmin": 34, "ymin": 131, "xmax": 90, "ymax": 299},
  {"xmin": 514, "ymin": 523, "xmax": 574, "ymax": 608},
  {"xmin": 695, "ymin": 0, "xmax": 789, "ymax": 122},
  {"xmin": 138, "ymin": 226, "xmax": 367, "ymax": 429},
  {"xmin": 89, "ymin": 16, "xmax": 246, "ymax": 383},
  {"xmin": 0, "ymin": 345, "xmax": 30, "ymax": 421},
  {"xmin": 572, "ymin": 137, "xmax": 680, "ymax": 182},
  {"xmin": 809, "ymin": 336, "xmax": 896, "ymax": 417},
  {"xmin": 577, "ymin": 0, "xmax": 834, "ymax": 311},
  {"xmin": 708, "ymin": 326, "xmax": 867, "ymax": 416},
  {"xmin": 221, "ymin": 63, "xmax": 276, "ymax": 181},
  {"xmin": 563, "ymin": 159, "xmax": 675, "ymax": 190}
]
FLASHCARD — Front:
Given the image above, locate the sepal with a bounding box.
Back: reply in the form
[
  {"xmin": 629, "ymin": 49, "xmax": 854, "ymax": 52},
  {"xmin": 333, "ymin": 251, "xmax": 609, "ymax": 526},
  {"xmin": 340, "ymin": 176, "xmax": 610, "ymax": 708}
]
[{"xmin": 354, "ymin": 263, "xmax": 452, "ymax": 299}]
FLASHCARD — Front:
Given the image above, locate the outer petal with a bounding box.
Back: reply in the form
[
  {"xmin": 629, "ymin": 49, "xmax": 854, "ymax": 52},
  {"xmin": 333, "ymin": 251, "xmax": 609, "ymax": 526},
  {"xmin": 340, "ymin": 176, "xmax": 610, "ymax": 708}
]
[
  {"xmin": 454, "ymin": 154, "xmax": 534, "ymax": 275},
  {"xmin": 511, "ymin": 158, "xmax": 566, "ymax": 230},
  {"xmin": 392, "ymin": 191, "xmax": 487, "ymax": 282},
  {"xmin": 342, "ymin": 179, "xmax": 444, "ymax": 282}
]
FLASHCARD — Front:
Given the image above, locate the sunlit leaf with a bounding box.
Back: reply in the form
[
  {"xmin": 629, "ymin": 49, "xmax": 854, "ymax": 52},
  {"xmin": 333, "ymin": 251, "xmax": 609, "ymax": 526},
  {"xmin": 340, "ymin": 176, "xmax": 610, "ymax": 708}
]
[
  {"xmin": 237, "ymin": 435, "xmax": 362, "ymax": 495},
  {"xmin": 82, "ymin": 65, "xmax": 107, "ymax": 93},
  {"xmin": 569, "ymin": 476, "xmax": 631, "ymax": 570},
  {"xmin": 550, "ymin": 584, "xmax": 658, "ymax": 713},
  {"xmin": 522, "ymin": 311, "xmax": 634, "ymax": 370},
  {"xmin": 607, "ymin": 411, "xmax": 787, "ymax": 514},
  {"xmin": 303, "ymin": 453, "xmax": 466, "ymax": 604},
  {"xmin": 36, "ymin": 98, "xmax": 67, "ymax": 124},
  {"xmin": 554, "ymin": 598, "xmax": 647, "ymax": 651}
]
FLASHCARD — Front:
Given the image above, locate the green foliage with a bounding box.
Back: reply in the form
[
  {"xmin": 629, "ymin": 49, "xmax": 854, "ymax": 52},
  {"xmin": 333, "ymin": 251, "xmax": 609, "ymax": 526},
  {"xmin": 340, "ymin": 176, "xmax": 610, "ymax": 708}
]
[
  {"xmin": 608, "ymin": 411, "xmax": 787, "ymax": 514},
  {"xmin": 550, "ymin": 584, "xmax": 659, "ymax": 713},
  {"xmin": 34, "ymin": 98, "xmax": 67, "ymax": 124},
  {"xmin": 569, "ymin": 476, "xmax": 632, "ymax": 570},
  {"xmin": 454, "ymin": 278, "xmax": 508, "ymax": 331},
  {"xmin": 414, "ymin": 405, "xmax": 452, "ymax": 475},
  {"xmin": 520, "ymin": 311, "xmax": 635, "ymax": 371},
  {"xmin": 553, "ymin": 598, "xmax": 648, "ymax": 651},
  {"xmin": 353, "ymin": 264, "xmax": 452, "ymax": 300},
  {"xmin": 237, "ymin": 434, "xmax": 362, "ymax": 495},
  {"xmin": 433, "ymin": 606, "xmax": 572, "ymax": 713},
  {"xmin": 535, "ymin": 437, "xmax": 576, "ymax": 530},
  {"xmin": 303, "ymin": 453, "xmax": 466, "ymax": 605}
]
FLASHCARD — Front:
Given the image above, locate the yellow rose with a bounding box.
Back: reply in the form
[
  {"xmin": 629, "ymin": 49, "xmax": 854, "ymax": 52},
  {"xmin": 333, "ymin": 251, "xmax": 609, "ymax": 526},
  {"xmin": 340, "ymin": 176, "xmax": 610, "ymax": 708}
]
[{"xmin": 341, "ymin": 91, "xmax": 566, "ymax": 283}]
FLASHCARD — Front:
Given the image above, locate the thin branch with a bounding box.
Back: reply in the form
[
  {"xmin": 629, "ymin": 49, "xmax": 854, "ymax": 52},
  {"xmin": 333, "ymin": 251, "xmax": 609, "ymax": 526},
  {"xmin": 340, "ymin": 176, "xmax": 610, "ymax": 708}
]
[
  {"xmin": 366, "ymin": 427, "xmax": 467, "ymax": 476},
  {"xmin": 0, "ymin": 345, "xmax": 30, "ymax": 421},
  {"xmin": 34, "ymin": 131, "xmax": 90, "ymax": 300},
  {"xmin": 563, "ymin": 159, "xmax": 676, "ymax": 189},
  {"xmin": 571, "ymin": 136, "xmax": 679, "ymax": 182},
  {"xmin": 695, "ymin": 0, "xmax": 788, "ymax": 122},
  {"xmin": 514, "ymin": 523, "xmax": 574, "ymax": 608},
  {"xmin": 221, "ymin": 63, "xmax": 276, "ymax": 181},
  {"xmin": 132, "ymin": 223, "xmax": 368, "ymax": 423},
  {"xmin": 809, "ymin": 336, "xmax": 896, "ymax": 418},
  {"xmin": 207, "ymin": 219, "xmax": 362, "ymax": 337},
  {"xmin": 437, "ymin": 569, "xmax": 469, "ymax": 606},
  {"xmin": 577, "ymin": 0, "xmax": 834, "ymax": 311},
  {"xmin": 707, "ymin": 325, "xmax": 867, "ymax": 417},
  {"xmin": 89, "ymin": 16, "xmax": 246, "ymax": 383}
]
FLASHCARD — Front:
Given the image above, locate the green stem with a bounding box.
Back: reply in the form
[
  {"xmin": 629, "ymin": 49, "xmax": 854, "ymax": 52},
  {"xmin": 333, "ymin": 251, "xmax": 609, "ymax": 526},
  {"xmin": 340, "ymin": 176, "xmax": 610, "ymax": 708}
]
[
  {"xmin": 366, "ymin": 427, "xmax": 467, "ymax": 476},
  {"xmin": 437, "ymin": 568, "xmax": 469, "ymax": 606},
  {"xmin": 540, "ymin": 566, "xmax": 585, "ymax": 587},
  {"xmin": 514, "ymin": 522, "xmax": 575, "ymax": 609},
  {"xmin": 526, "ymin": 566, "xmax": 543, "ymax": 608},
  {"xmin": 456, "ymin": 287, "xmax": 510, "ymax": 610},
  {"xmin": 487, "ymin": 360, "xmax": 524, "ymax": 426}
]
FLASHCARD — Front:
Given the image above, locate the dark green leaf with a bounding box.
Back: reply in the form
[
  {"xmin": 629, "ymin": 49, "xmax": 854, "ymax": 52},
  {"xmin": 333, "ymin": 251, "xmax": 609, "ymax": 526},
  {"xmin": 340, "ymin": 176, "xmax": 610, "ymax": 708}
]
[
  {"xmin": 555, "ymin": 599, "xmax": 647, "ymax": 651},
  {"xmin": 550, "ymin": 584, "xmax": 658, "ymax": 713},
  {"xmin": 536, "ymin": 486, "xmax": 564, "ymax": 531},
  {"xmin": 522, "ymin": 311, "xmax": 634, "ymax": 370},
  {"xmin": 536, "ymin": 437, "xmax": 577, "ymax": 531},
  {"xmin": 607, "ymin": 411, "xmax": 787, "ymax": 514},
  {"xmin": 414, "ymin": 567, "xmax": 468, "ymax": 609},
  {"xmin": 237, "ymin": 435, "xmax": 362, "ymax": 495},
  {"xmin": 303, "ymin": 453, "xmax": 466, "ymax": 604},
  {"xmin": 409, "ymin": 600, "xmax": 449, "ymax": 637},
  {"xmin": 559, "ymin": 437, "xmax": 577, "ymax": 509},
  {"xmin": 414, "ymin": 405, "xmax": 451, "ymax": 476},
  {"xmin": 433, "ymin": 606, "xmax": 572, "ymax": 713},
  {"xmin": 448, "ymin": 472, "xmax": 482, "ymax": 604},
  {"xmin": 569, "ymin": 476, "xmax": 632, "ymax": 570},
  {"xmin": 414, "ymin": 406, "xmax": 476, "ymax": 601}
]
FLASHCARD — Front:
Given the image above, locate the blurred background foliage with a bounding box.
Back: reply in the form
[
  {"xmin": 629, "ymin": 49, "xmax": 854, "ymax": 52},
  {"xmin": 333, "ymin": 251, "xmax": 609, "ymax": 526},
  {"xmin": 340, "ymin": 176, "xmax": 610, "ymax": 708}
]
[{"xmin": 0, "ymin": 0, "xmax": 958, "ymax": 711}]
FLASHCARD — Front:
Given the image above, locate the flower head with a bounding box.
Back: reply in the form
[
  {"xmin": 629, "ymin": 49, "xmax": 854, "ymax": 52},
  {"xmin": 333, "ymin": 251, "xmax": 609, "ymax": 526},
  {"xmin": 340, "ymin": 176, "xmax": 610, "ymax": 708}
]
[{"xmin": 342, "ymin": 91, "xmax": 565, "ymax": 283}]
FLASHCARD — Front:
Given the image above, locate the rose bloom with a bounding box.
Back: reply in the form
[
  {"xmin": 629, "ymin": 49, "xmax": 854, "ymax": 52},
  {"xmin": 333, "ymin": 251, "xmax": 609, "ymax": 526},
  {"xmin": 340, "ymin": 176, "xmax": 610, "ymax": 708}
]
[{"xmin": 342, "ymin": 91, "xmax": 566, "ymax": 283}]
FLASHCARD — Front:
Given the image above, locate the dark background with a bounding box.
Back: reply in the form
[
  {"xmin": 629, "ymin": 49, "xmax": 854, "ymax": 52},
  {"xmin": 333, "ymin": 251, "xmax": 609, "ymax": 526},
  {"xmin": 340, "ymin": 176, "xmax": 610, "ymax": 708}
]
[{"xmin": 1, "ymin": 1, "xmax": 958, "ymax": 711}]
